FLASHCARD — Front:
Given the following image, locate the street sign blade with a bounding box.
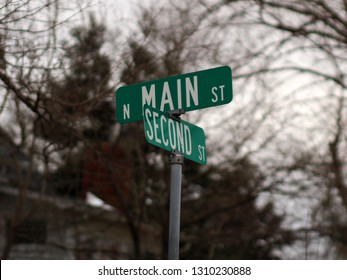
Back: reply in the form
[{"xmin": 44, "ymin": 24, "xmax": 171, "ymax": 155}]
[
  {"xmin": 143, "ymin": 105, "xmax": 207, "ymax": 165},
  {"xmin": 116, "ymin": 66, "xmax": 232, "ymax": 124}
]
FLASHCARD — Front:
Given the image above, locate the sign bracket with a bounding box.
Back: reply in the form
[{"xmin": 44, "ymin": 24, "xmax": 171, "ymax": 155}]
[{"xmin": 167, "ymin": 109, "xmax": 185, "ymax": 122}]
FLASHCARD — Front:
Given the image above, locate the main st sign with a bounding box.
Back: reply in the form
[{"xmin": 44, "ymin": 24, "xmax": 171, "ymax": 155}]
[{"xmin": 116, "ymin": 66, "xmax": 232, "ymax": 124}]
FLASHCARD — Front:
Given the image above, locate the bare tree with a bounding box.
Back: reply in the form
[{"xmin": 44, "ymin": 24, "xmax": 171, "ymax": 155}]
[
  {"xmin": 209, "ymin": 0, "xmax": 347, "ymax": 258},
  {"xmin": 0, "ymin": 0, "xmax": 96, "ymax": 259}
]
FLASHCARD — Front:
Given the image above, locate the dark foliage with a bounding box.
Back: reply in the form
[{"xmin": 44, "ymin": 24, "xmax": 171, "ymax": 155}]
[{"xmin": 180, "ymin": 158, "xmax": 294, "ymax": 259}]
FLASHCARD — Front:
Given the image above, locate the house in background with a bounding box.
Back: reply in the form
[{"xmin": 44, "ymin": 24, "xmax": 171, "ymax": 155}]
[{"xmin": 0, "ymin": 128, "xmax": 161, "ymax": 259}]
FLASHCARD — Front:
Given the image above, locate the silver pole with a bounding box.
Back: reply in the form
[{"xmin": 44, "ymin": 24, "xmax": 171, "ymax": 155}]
[{"xmin": 168, "ymin": 150, "xmax": 184, "ymax": 260}]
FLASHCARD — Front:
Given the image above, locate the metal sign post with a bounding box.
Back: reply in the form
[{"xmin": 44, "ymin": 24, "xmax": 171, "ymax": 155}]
[
  {"xmin": 116, "ymin": 66, "xmax": 233, "ymax": 260},
  {"xmin": 168, "ymin": 150, "xmax": 184, "ymax": 260}
]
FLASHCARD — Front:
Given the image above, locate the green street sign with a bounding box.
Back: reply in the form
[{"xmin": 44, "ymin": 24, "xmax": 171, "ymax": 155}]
[
  {"xmin": 143, "ymin": 105, "xmax": 207, "ymax": 165},
  {"xmin": 116, "ymin": 66, "xmax": 232, "ymax": 124}
]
